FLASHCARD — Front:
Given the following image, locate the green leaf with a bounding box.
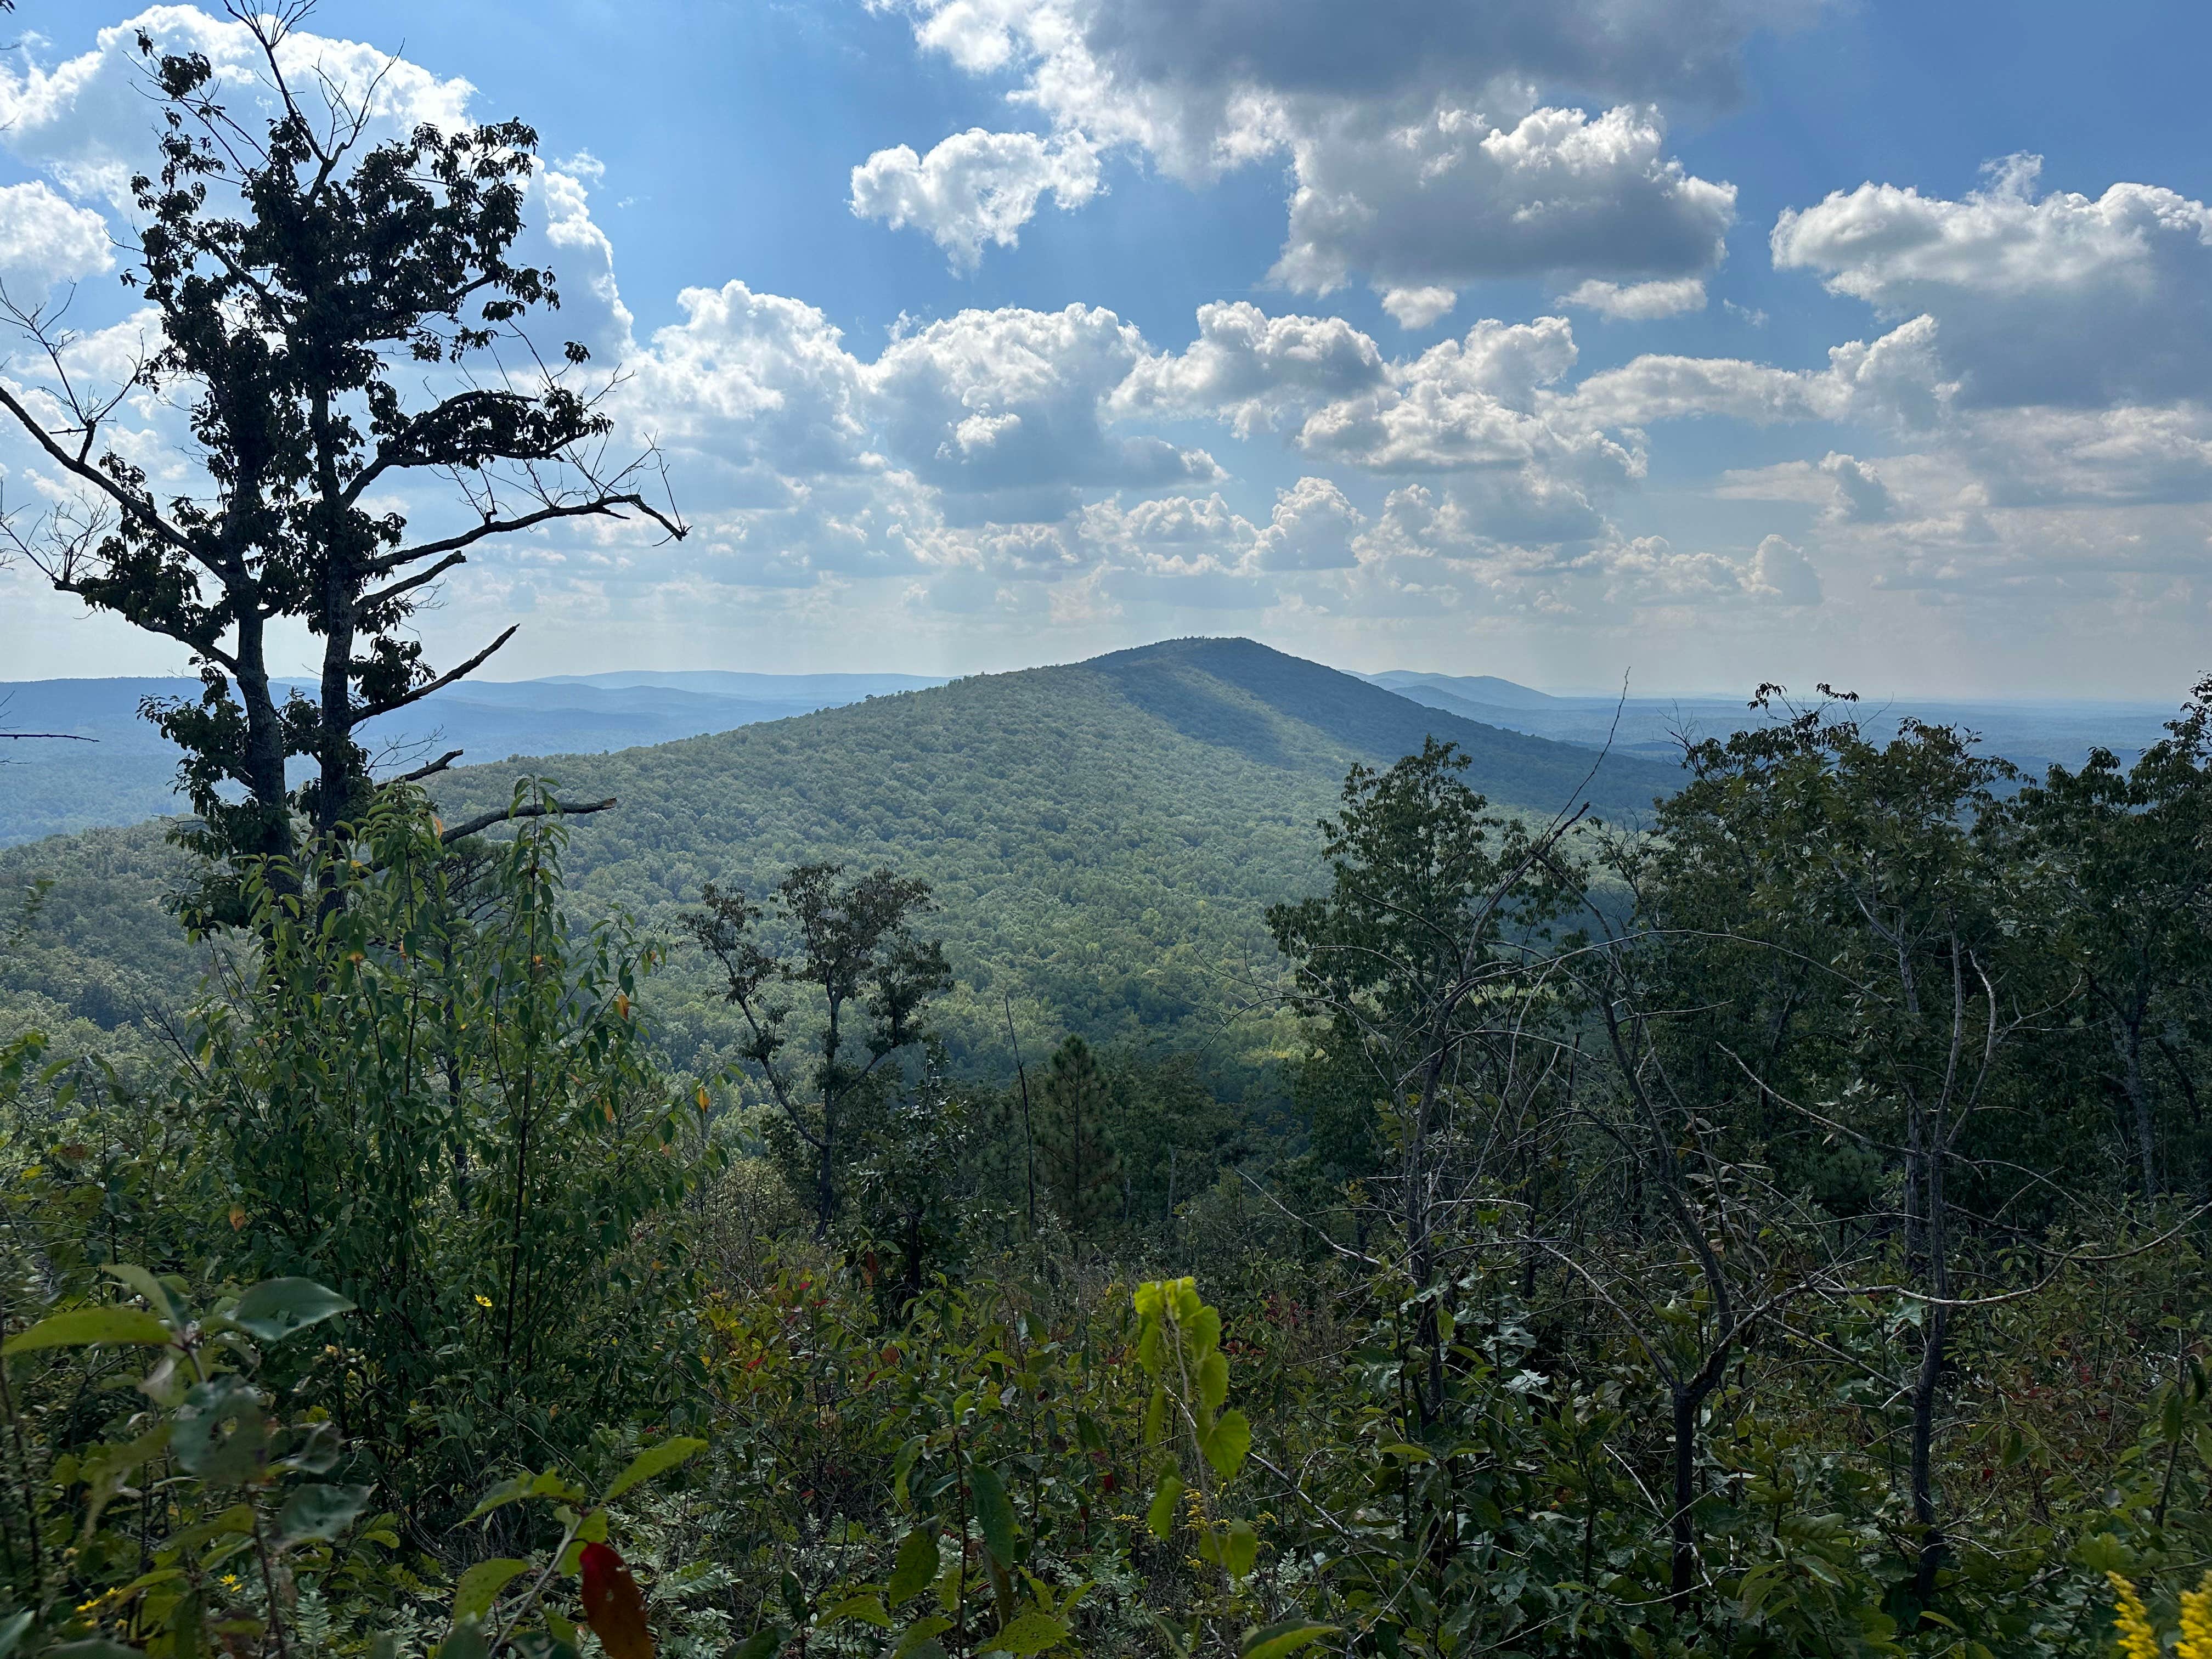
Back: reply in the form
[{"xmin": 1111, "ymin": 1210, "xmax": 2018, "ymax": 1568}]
[
  {"xmin": 465, "ymin": 1473, "xmax": 540, "ymax": 1522},
  {"xmin": 892, "ymin": 1616, "xmax": 952, "ymax": 1658},
  {"xmin": 228, "ymin": 1278, "xmax": 354, "ymax": 1344},
  {"xmin": 602, "ymin": 1435, "xmax": 707, "ymax": 1502},
  {"xmin": 730, "ymin": 1628, "xmax": 786, "ymax": 1659},
  {"xmin": 821, "ymin": 1595, "xmax": 891, "ymax": 1630},
  {"xmin": 3, "ymin": 1305, "xmax": 174, "ymax": 1354},
  {"xmin": 49, "ymin": 1642, "xmax": 144, "ymax": 1659},
  {"xmin": 889, "ymin": 1525, "xmax": 940, "ymax": 1605},
  {"xmin": 0, "ymin": 1610, "xmax": 33, "ymax": 1659},
  {"xmin": 104, "ymin": 1265, "xmax": 188, "ymax": 1325},
  {"xmin": 452, "ymin": 1560, "xmax": 532, "ymax": 1626},
  {"xmin": 277, "ymin": 1482, "xmax": 374, "ymax": 1545},
  {"xmin": 1241, "ymin": 1621, "xmax": 1341, "ymax": 1659},
  {"xmin": 439, "ymin": 1620, "xmax": 490, "ymax": 1659},
  {"xmin": 172, "ymin": 1376, "xmax": 268, "ymax": 1485},
  {"xmin": 1197, "ymin": 1350, "xmax": 1228, "ymax": 1412},
  {"xmin": 1221, "ymin": 1520, "xmax": 1257, "ymax": 1580},
  {"xmin": 1202, "ymin": 1409, "xmax": 1251, "ymax": 1480},
  {"xmin": 970, "ymin": 1463, "xmax": 1018, "ymax": 1568},
  {"xmin": 980, "ymin": 1612, "xmax": 1068, "ymax": 1655},
  {"xmin": 1146, "ymin": 1473, "xmax": 1184, "ymax": 1541}
]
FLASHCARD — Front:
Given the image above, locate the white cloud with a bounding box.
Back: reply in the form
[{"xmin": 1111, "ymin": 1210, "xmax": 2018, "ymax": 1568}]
[
  {"xmin": 869, "ymin": 303, "xmax": 1222, "ymax": 521},
  {"xmin": 1380, "ymin": 286, "xmax": 1457, "ymax": 330},
  {"xmin": 1819, "ymin": 452, "xmax": 1894, "ymax": 523},
  {"xmin": 850, "ymin": 127, "xmax": 1101, "ymax": 272},
  {"xmin": 1745, "ymin": 533, "xmax": 1821, "ymax": 605},
  {"xmin": 1272, "ymin": 104, "xmax": 1734, "ymax": 301},
  {"xmin": 1257, "ymin": 476, "xmax": 1364, "ymax": 569},
  {"xmin": 872, "ymin": 0, "xmax": 1769, "ymax": 288},
  {"xmin": 1773, "ymin": 155, "xmax": 2212, "ymax": 408},
  {"xmin": 0, "ymin": 8, "xmax": 476, "ymax": 209},
  {"xmin": 618, "ymin": 280, "xmax": 872, "ymax": 505},
  {"xmin": 1296, "ymin": 317, "xmax": 1636, "ymax": 484},
  {"xmin": 1556, "ymin": 275, "xmax": 1706, "ymax": 320},
  {"xmin": 1570, "ymin": 315, "xmax": 1953, "ymax": 430},
  {"xmin": 0, "ymin": 182, "xmax": 111, "ymax": 296},
  {"xmin": 1111, "ymin": 300, "xmax": 1386, "ymax": 436}
]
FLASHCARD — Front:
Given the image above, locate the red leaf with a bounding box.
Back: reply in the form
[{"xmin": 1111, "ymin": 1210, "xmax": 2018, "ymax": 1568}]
[{"xmin": 579, "ymin": 1542, "xmax": 654, "ymax": 1659}]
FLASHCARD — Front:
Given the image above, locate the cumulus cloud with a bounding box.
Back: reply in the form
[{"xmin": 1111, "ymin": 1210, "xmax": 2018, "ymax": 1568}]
[
  {"xmin": 1570, "ymin": 314, "xmax": 1953, "ymax": 430},
  {"xmin": 1111, "ymin": 300, "xmax": 1386, "ymax": 435},
  {"xmin": 1745, "ymin": 534, "xmax": 1821, "ymax": 604},
  {"xmin": 0, "ymin": 181, "xmax": 112, "ymax": 296},
  {"xmin": 1379, "ymin": 287, "xmax": 1457, "ymax": 329},
  {"xmin": 0, "ymin": 8, "xmax": 476, "ymax": 208},
  {"xmin": 850, "ymin": 127, "xmax": 1101, "ymax": 272},
  {"xmin": 1294, "ymin": 317, "xmax": 1635, "ymax": 483},
  {"xmin": 1257, "ymin": 476, "xmax": 1364, "ymax": 569},
  {"xmin": 870, "ymin": 0, "xmax": 1767, "ymax": 287},
  {"xmin": 1773, "ymin": 155, "xmax": 2212, "ymax": 408},
  {"xmin": 1271, "ymin": 104, "xmax": 1733, "ymax": 301},
  {"xmin": 1556, "ymin": 275, "xmax": 1706, "ymax": 320},
  {"xmin": 870, "ymin": 303, "xmax": 1221, "ymax": 522},
  {"xmin": 1819, "ymin": 452, "xmax": 1894, "ymax": 523}
]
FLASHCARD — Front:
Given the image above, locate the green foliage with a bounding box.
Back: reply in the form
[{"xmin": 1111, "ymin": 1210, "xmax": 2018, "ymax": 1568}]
[
  {"xmin": 8, "ymin": 668, "xmax": 2212, "ymax": 1659},
  {"xmin": 1035, "ymin": 1039, "xmax": 1121, "ymax": 1235},
  {"xmin": 182, "ymin": 791, "xmax": 705, "ymax": 1515},
  {"xmin": 685, "ymin": 864, "xmax": 951, "ymax": 1238}
]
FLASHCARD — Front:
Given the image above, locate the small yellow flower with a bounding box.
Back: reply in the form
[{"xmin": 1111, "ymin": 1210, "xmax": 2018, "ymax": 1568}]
[
  {"xmin": 2180, "ymin": 1568, "xmax": 2212, "ymax": 1659},
  {"xmin": 220, "ymin": 1573, "xmax": 243, "ymax": 1593},
  {"xmin": 2110, "ymin": 1572, "xmax": 2160, "ymax": 1659},
  {"xmin": 475, "ymin": 1294, "xmax": 494, "ymax": 1310}
]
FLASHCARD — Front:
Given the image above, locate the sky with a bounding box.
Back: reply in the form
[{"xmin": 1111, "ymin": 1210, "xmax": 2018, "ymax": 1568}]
[{"xmin": 0, "ymin": 0, "xmax": 2208, "ymax": 696}]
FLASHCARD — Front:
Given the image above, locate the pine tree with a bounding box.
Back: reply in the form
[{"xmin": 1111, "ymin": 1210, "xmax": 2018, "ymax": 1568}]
[{"xmin": 1036, "ymin": 1035, "xmax": 1122, "ymax": 1234}]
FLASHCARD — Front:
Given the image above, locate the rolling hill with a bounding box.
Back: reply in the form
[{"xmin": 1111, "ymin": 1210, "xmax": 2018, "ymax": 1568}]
[{"xmin": 1, "ymin": 637, "xmax": 1678, "ymax": 1075}]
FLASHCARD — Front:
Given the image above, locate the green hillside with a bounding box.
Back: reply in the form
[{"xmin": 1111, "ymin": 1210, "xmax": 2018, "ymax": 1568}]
[{"xmin": 0, "ymin": 637, "xmax": 1677, "ymax": 1072}]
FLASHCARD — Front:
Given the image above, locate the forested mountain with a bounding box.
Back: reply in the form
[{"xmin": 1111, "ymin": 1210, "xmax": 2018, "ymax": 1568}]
[{"xmin": 0, "ymin": 637, "xmax": 1677, "ymax": 1073}]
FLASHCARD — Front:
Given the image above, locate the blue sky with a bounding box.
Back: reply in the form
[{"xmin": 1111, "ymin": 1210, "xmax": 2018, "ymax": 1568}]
[{"xmin": 1, "ymin": 0, "xmax": 2208, "ymax": 695}]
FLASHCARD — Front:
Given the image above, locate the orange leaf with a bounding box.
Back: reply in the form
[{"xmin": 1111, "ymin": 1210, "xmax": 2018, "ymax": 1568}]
[{"xmin": 579, "ymin": 1543, "xmax": 653, "ymax": 1659}]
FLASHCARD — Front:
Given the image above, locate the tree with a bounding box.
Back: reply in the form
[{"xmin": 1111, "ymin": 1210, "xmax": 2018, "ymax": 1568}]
[
  {"xmin": 1266, "ymin": 738, "xmax": 1581, "ymax": 1419},
  {"xmin": 2012, "ymin": 679, "xmax": 2212, "ymax": 1203},
  {"xmin": 0, "ymin": 5, "xmax": 681, "ymax": 878},
  {"xmin": 685, "ymin": 864, "xmax": 951, "ymax": 1238},
  {"xmin": 1035, "ymin": 1035, "xmax": 1122, "ymax": 1234},
  {"xmin": 1613, "ymin": 691, "xmax": 2035, "ymax": 1609}
]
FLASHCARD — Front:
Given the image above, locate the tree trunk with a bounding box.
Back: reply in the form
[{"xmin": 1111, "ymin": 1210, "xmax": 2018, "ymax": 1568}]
[
  {"xmin": 2122, "ymin": 1018, "xmax": 2158, "ymax": 1202},
  {"xmin": 1670, "ymin": 1385, "xmax": 1700, "ymax": 1601},
  {"xmin": 1908, "ymin": 1111, "xmax": 1950, "ymax": 1604}
]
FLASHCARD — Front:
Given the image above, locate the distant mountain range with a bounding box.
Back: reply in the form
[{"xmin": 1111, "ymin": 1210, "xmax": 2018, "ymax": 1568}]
[
  {"xmin": 0, "ymin": 646, "xmax": 2186, "ymax": 849},
  {"xmin": 0, "ymin": 670, "xmax": 946, "ymax": 846},
  {"xmin": 1358, "ymin": 670, "xmax": 2179, "ymax": 777}
]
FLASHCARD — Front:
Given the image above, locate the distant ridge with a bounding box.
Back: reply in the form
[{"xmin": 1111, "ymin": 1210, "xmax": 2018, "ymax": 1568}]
[
  {"xmin": 1366, "ymin": 669, "xmax": 1560, "ymax": 709},
  {"xmin": 537, "ymin": 669, "xmax": 944, "ymax": 699}
]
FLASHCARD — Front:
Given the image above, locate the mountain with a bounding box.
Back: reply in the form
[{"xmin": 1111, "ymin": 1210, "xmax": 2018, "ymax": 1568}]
[
  {"xmin": 0, "ymin": 637, "xmax": 1678, "ymax": 1073},
  {"xmin": 1365, "ymin": 669, "xmax": 1561, "ymax": 709},
  {"xmin": 538, "ymin": 670, "xmax": 945, "ymax": 699},
  {"xmin": 1363, "ymin": 680, "xmax": 2182, "ymax": 775},
  {"xmin": 0, "ymin": 672, "xmax": 949, "ymax": 847}
]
